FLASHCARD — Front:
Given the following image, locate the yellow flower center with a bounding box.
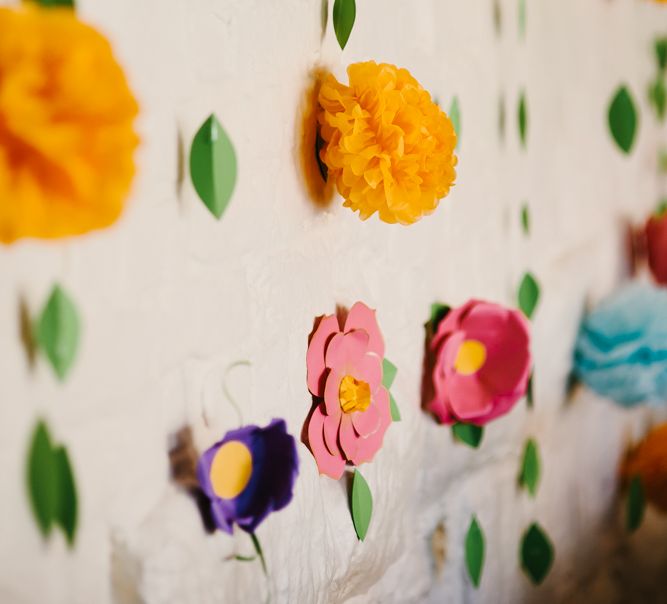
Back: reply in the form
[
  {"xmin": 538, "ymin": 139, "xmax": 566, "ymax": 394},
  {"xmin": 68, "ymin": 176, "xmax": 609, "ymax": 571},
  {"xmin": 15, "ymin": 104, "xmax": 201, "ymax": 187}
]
[
  {"xmin": 454, "ymin": 340, "xmax": 487, "ymax": 375},
  {"xmin": 209, "ymin": 441, "xmax": 253, "ymax": 499},
  {"xmin": 339, "ymin": 375, "xmax": 371, "ymax": 413}
]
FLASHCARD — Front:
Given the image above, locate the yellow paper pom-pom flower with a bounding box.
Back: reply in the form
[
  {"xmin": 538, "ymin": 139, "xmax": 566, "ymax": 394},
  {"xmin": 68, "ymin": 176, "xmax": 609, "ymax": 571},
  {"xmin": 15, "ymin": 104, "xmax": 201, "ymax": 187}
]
[
  {"xmin": 0, "ymin": 6, "xmax": 139, "ymax": 244},
  {"xmin": 622, "ymin": 423, "xmax": 667, "ymax": 512},
  {"xmin": 318, "ymin": 61, "xmax": 457, "ymax": 225}
]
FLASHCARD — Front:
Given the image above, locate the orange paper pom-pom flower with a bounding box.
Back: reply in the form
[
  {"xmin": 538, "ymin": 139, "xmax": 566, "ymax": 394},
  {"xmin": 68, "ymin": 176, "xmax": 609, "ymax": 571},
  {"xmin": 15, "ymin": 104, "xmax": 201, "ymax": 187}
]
[
  {"xmin": 0, "ymin": 6, "xmax": 139, "ymax": 244},
  {"xmin": 318, "ymin": 62, "xmax": 457, "ymax": 225},
  {"xmin": 622, "ymin": 423, "xmax": 667, "ymax": 512}
]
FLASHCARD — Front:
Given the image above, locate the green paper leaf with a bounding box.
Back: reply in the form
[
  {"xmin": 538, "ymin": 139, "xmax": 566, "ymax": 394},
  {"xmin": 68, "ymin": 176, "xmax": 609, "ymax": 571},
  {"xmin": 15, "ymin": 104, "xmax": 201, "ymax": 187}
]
[
  {"xmin": 655, "ymin": 38, "xmax": 667, "ymax": 71},
  {"xmin": 526, "ymin": 371, "xmax": 534, "ymax": 408},
  {"xmin": 518, "ymin": 91, "xmax": 528, "ymax": 148},
  {"xmin": 649, "ymin": 77, "xmax": 666, "ymax": 122},
  {"xmin": 626, "ymin": 475, "xmax": 645, "ymax": 533},
  {"xmin": 332, "ymin": 0, "xmax": 356, "ymax": 50},
  {"xmin": 452, "ymin": 423, "xmax": 484, "ymax": 449},
  {"xmin": 389, "ymin": 393, "xmax": 401, "ymax": 422},
  {"xmin": 429, "ymin": 303, "xmax": 450, "ymax": 333},
  {"xmin": 35, "ymin": 285, "xmax": 80, "ymax": 381},
  {"xmin": 608, "ymin": 86, "xmax": 637, "ymax": 154},
  {"xmin": 521, "ymin": 204, "xmax": 530, "ymax": 235},
  {"xmin": 382, "ymin": 358, "xmax": 397, "ymax": 389},
  {"xmin": 53, "ymin": 446, "xmax": 77, "ymax": 546},
  {"xmin": 465, "ymin": 516, "xmax": 485, "ymax": 588},
  {"xmin": 518, "ymin": 272, "xmax": 540, "ymax": 319},
  {"xmin": 520, "ymin": 523, "xmax": 554, "ymax": 585},
  {"xmin": 250, "ymin": 532, "xmax": 267, "ymax": 575},
  {"xmin": 656, "ymin": 199, "xmax": 667, "ymax": 218},
  {"xmin": 33, "ymin": 0, "xmax": 75, "ymax": 8},
  {"xmin": 27, "ymin": 421, "xmax": 58, "ymax": 538},
  {"xmin": 519, "ymin": 439, "xmax": 540, "ymax": 497},
  {"xmin": 189, "ymin": 114, "xmax": 237, "ymax": 219},
  {"xmin": 350, "ymin": 469, "xmax": 372, "ymax": 541},
  {"xmin": 449, "ymin": 96, "xmax": 461, "ymax": 149}
]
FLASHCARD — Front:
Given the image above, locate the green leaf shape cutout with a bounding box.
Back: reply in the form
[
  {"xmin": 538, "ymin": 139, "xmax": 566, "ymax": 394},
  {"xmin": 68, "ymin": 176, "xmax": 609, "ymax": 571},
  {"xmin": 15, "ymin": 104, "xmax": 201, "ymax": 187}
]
[
  {"xmin": 35, "ymin": 285, "xmax": 80, "ymax": 381},
  {"xmin": 53, "ymin": 446, "xmax": 77, "ymax": 545},
  {"xmin": 429, "ymin": 303, "xmax": 451, "ymax": 333},
  {"xmin": 389, "ymin": 393, "xmax": 401, "ymax": 422},
  {"xmin": 382, "ymin": 358, "xmax": 397, "ymax": 389},
  {"xmin": 649, "ymin": 77, "xmax": 666, "ymax": 122},
  {"xmin": 465, "ymin": 516, "xmax": 485, "ymax": 588},
  {"xmin": 452, "ymin": 423, "xmax": 484, "ymax": 449},
  {"xmin": 518, "ymin": 272, "xmax": 540, "ymax": 319},
  {"xmin": 655, "ymin": 38, "xmax": 667, "ymax": 71},
  {"xmin": 626, "ymin": 475, "xmax": 645, "ymax": 533},
  {"xmin": 526, "ymin": 371, "xmax": 534, "ymax": 408},
  {"xmin": 189, "ymin": 114, "xmax": 237, "ymax": 219},
  {"xmin": 608, "ymin": 86, "xmax": 638, "ymax": 154},
  {"xmin": 518, "ymin": 91, "xmax": 528, "ymax": 148},
  {"xmin": 350, "ymin": 469, "xmax": 372, "ymax": 541},
  {"xmin": 27, "ymin": 421, "xmax": 58, "ymax": 538},
  {"xmin": 332, "ymin": 0, "xmax": 356, "ymax": 50},
  {"xmin": 34, "ymin": 0, "xmax": 75, "ymax": 8},
  {"xmin": 520, "ymin": 523, "xmax": 554, "ymax": 585},
  {"xmin": 519, "ymin": 439, "xmax": 540, "ymax": 497},
  {"xmin": 449, "ymin": 96, "xmax": 461, "ymax": 149},
  {"xmin": 521, "ymin": 203, "xmax": 530, "ymax": 235}
]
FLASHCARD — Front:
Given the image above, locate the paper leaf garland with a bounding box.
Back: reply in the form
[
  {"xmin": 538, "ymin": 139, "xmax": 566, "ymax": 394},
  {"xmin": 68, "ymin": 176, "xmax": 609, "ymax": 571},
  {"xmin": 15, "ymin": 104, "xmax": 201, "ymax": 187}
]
[
  {"xmin": 452, "ymin": 423, "xmax": 484, "ymax": 448},
  {"xmin": 189, "ymin": 114, "xmax": 237, "ymax": 219},
  {"xmin": 519, "ymin": 438, "xmax": 540, "ymax": 497},
  {"xmin": 626, "ymin": 476, "xmax": 645, "ymax": 532},
  {"xmin": 526, "ymin": 371, "xmax": 534, "ymax": 408},
  {"xmin": 26, "ymin": 420, "xmax": 78, "ymax": 546},
  {"xmin": 649, "ymin": 77, "xmax": 666, "ymax": 122},
  {"xmin": 655, "ymin": 38, "xmax": 667, "ymax": 72},
  {"xmin": 332, "ymin": 0, "xmax": 356, "ymax": 50},
  {"xmin": 35, "ymin": 285, "xmax": 81, "ymax": 380},
  {"xmin": 520, "ymin": 523, "xmax": 554, "ymax": 585},
  {"xmin": 521, "ymin": 204, "xmax": 530, "ymax": 235},
  {"xmin": 465, "ymin": 515, "xmax": 485, "ymax": 588},
  {"xmin": 518, "ymin": 272, "xmax": 540, "ymax": 319},
  {"xmin": 608, "ymin": 86, "xmax": 637, "ymax": 154},
  {"xmin": 449, "ymin": 96, "xmax": 461, "ymax": 149},
  {"xmin": 351, "ymin": 469, "xmax": 372, "ymax": 541},
  {"xmin": 518, "ymin": 91, "xmax": 528, "ymax": 148}
]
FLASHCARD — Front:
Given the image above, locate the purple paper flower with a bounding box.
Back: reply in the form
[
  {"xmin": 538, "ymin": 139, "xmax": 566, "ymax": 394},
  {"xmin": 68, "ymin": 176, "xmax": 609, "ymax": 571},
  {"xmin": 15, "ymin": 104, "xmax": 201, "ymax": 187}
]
[{"xmin": 197, "ymin": 419, "xmax": 299, "ymax": 534}]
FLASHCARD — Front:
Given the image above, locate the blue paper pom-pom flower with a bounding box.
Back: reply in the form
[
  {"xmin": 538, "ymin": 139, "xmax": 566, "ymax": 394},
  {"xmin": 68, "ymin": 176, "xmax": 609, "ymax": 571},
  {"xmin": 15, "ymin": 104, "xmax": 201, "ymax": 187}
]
[{"xmin": 573, "ymin": 284, "xmax": 667, "ymax": 407}]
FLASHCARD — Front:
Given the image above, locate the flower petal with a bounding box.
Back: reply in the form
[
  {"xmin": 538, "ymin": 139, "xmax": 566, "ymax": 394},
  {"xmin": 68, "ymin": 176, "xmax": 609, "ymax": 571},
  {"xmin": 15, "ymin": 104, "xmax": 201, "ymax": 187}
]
[
  {"xmin": 344, "ymin": 302, "xmax": 385, "ymax": 357},
  {"xmin": 325, "ymin": 330, "xmax": 370, "ymax": 372},
  {"xmin": 351, "ymin": 401, "xmax": 380, "ymax": 437},
  {"xmin": 350, "ymin": 387, "xmax": 392, "ymax": 464},
  {"xmin": 306, "ymin": 405, "xmax": 346, "ymax": 479},
  {"xmin": 323, "ymin": 412, "xmax": 342, "ymax": 456},
  {"xmin": 339, "ymin": 413, "xmax": 360, "ymax": 461},
  {"xmin": 306, "ymin": 314, "xmax": 341, "ymax": 397},
  {"xmin": 323, "ymin": 370, "xmax": 344, "ymax": 417},
  {"xmin": 446, "ymin": 373, "xmax": 494, "ymax": 422}
]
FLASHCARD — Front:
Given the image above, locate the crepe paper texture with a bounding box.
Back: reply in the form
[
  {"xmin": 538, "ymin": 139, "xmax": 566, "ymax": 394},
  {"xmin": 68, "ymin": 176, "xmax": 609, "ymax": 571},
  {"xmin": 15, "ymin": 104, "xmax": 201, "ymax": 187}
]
[
  {"xmin": 382, "ymin": 358, "xmax": 401, "ymax": 421},
  {"xmin": 350, "ymin": 469, "xmax": 372, "ymax": 540},
  {"xmin": 449, "ymin": 97, "xmax": 461, "ymax": 149},
  {"xmin": 518, "ymin": 91, "xmax": 528, "ymax": 148},
  {"xmin": 189, "ymin": 114, "xmax": 237, "ymax": 219},
  {"xmin": 626, "ymin": 476, "xmax": 646, "ymax": 532},
  {"xmin": 317, "ymin": 62, "xmax": 457, "ymax": 225},
  {"xmin": 27, "ymin": 420, "xmax": 78, "ymax": 546},
  {"xmin": 573, "ymin": 284, "xmax": 667, "ymax": 407},
  {"xmin": 0, "ymin": 6, "xmax": 138, "ymax": 244},
  {"xmin": 608, "ymin": 86, "xmax": 638, "ymax": 154},
  {"xmin": 452, "ymin": 422, "xmax": 484, "ymax": 448},
  {"xmin": 332, "ymin": 0, "xmax": 355, "ymax": 50},
  {"xmin": 197, "ymin": 419, "xmax": 298, "ymax": 534},
  {"xmin": 422, "ymin": 300, "xmax": 531, "ymax": 427},
  {"xmin": 521, "ymin": 204, "xmax": 530, "ymax": 235},
  {"xmin": 621, "ymin": 423, "xmax": 667, "ymax": 513},
  {"xmin": 35, "ymin": 285, "xmax": 81, "ymax": 381},
  {"xmin": 519, "ymin": 439, "xmax": 540, "ymax": 497},
  {"xmin": 649, "ymin": 76, "xmax": 666, "ymax": 121},
  {"xmin": 465, "ymin": 515, "xmax": 485, "ymax": 588},
  {"xmin": 646, "ymin": 202, "xmax": 667, "ymax": 285},
  {"xmin": 520, "ymin": 523, "xmax": 554, "ymax": 585},
  {"xmin": 304, "ymin": 301, "xmax": 392, "ymax": 480},
  {"xmin": 518, "ymin": 272, "xmax": 540, "ymax": 319}
]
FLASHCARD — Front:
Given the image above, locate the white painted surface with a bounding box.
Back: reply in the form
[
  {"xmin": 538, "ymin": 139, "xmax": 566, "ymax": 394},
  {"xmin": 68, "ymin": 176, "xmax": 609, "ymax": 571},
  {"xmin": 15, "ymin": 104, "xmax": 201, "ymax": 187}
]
[{"xmin": 1, "ymin": 0, "xmax": 667, "ymax": 602}]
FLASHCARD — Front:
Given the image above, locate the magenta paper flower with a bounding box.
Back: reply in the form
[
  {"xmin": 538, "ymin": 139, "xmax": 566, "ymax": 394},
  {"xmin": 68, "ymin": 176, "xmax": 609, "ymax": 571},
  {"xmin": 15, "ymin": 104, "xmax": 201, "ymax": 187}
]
[
  {"xmin": 424, "ymin": 300, "xmax": 531, "ymax": 426},
  {"xmin": 304, "ymin": 302, "xmax": 392, "ymax": 479}
]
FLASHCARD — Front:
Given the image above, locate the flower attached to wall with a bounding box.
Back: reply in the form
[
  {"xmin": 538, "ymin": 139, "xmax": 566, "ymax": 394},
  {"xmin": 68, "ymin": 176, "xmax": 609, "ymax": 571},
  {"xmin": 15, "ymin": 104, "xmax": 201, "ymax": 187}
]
[
  {"xmin": 317, "ymin": 62, "xmax": 457, "ymax": 225},
  {"xmin": 304, "ymin": 301, "xmax": 399, "ymax": 540},
  {"xmin": 646, "ymin": 202, "xmax": 667, "ymax": 285},
  {"xmin": 422, "ymin": 300, "xmax": 531, "ymax": 437},
  {"xmin": 0, "ymin": 5, "xmax": 139, "ymax": 243},
  {"xmin": 573, "ymin": 284, "xmax": 667, "ymax": 407}
]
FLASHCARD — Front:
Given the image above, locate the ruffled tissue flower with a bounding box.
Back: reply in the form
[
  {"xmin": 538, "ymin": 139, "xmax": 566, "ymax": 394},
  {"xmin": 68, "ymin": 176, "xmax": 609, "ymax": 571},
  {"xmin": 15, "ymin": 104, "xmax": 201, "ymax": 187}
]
[
  {"xmin": 622, "ymin": 423, "xmax": 667, "ymax": 512},
  {"xmin": 197, "ymin": 419, "xmax": 299, "ymax": 534},
  {"xmin": 0, "ymin": 6, "xmax": 139, "ymax": 243},
  {"xmin": 574, "ymin": 284, "xmax": 667, "ymax": 407},
  {"xmin": 423, "ymin": 300, "xmax": 531, "ymax": 426},
  {"xmin": 304, "ymin": 302, "xmax": 392, "ymax": 479},
  {"xmin": 646, "ymin": 202, "xmax": 667, "ymax": 285},
  {"xmin": 318, "ymin": 61, "xmax": 457, "ymax": 225}
]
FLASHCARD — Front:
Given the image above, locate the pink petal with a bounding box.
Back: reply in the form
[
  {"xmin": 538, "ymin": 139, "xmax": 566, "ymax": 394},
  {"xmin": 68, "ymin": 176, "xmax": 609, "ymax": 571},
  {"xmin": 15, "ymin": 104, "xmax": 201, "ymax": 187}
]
[
  {"xmin": 307, "ymin": 405, "xmax": 346, "ymax": 479},
  {"xmin": 325, "ymin": 330, "xmax": 370, "ymax": 373},
  {"xmin": 339, "ymin": 414, "xmax": 360, "ymax": 461},
  {"xmin": 350, "ymin": 387, "xmax": 392, "ymax": 465},
  {"xmin": 354, "ymin": 353, "xmax": 383, "ymax": 393},
  {"xmin": 322, "ymin": 412, "xmax": 342, "ymax": 456},
  {"xmin": 351, "ymin": 401, "xmax": 380, "ymax": 437},
  {"xmin": 306, "ymin": 314, "xmax": 341, "ymax": 397},
  {"xmin": 323, "ymin": 370, "xmax": 344, "ymax": 417},
  {"xmin": 431, "ymin": 300, "xmax": 479, "ymax": 351},
  {"xmin": 446, "ymin": 373, "xmax": 494, "ymax": 422},
  {"xmin": 344, "ymin": 302, "xmax": 385, "ymax": 358}
]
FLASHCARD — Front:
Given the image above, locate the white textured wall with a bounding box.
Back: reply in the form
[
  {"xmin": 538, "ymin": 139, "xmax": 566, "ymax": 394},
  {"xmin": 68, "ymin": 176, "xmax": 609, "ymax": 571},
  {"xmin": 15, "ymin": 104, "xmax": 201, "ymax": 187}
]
[{"xmin": 1, "ymin": 1, "xmax": 667, "ymax": 603}]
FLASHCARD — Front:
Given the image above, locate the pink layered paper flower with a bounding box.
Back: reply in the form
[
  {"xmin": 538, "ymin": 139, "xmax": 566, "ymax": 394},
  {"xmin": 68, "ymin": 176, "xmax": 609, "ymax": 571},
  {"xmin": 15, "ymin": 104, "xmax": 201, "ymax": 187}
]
[
  {"xmin": 304, "ymin": 302, "xmax": 392, "ymax": 479},
  {"xmin": 424, "ymin": 300, "xmax": 531, "ymax": 426},
  {"xmin": 646, "ymin": 204, "xmax": 667, "ymax": 285}
]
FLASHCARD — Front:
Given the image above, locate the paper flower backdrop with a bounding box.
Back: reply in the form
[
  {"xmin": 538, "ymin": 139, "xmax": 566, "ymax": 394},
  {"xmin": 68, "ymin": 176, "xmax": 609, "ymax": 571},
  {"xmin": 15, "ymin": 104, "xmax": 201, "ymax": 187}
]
[
  {"xmin": 197, "ymin": 419, "xmax": 299, "ymax": 534},
  {"xmin": 423, "ymin": 300, "xmax": 531, "ymax": 426},
  {"xmin": 622, "ymin": 423, "xmax": 667, "ymax": 512},
  {"xmin": 304, "ymin": 302, "xmax": 392, "ymax": 479},
  {"xmin": 574, "ymin": 284, "xmax": 667, "ymax": 406},
  {"xmin": 0, "ymin": 5, "xmax": 138, "ymax": 243},
  {"xmin": 317, "ymin": 61, "xmax": 457, "ymax": 225}
]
